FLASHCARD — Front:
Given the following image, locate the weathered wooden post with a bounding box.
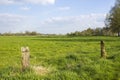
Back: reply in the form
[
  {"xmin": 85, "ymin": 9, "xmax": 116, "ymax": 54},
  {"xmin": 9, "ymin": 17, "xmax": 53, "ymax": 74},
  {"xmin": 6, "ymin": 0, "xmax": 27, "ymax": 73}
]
[
  {"xmin": 100, "ymin": 41, "xmax": 107, "ymax": 58},
  {"xmin": 21, "ymin": 47, "xmax": 30, "ymax": 71}
]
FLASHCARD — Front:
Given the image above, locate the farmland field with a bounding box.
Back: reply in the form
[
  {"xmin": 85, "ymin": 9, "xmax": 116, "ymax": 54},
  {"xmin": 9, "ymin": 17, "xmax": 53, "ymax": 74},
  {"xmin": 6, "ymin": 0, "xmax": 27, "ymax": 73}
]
[{"xmin": 0, "ymin": 36, "xmax": 120, "ymax": 80}]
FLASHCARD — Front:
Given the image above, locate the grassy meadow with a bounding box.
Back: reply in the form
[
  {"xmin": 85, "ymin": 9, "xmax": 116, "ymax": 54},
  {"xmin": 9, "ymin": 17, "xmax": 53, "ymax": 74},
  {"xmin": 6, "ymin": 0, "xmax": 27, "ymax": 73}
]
[{"xmin": 0, "ymin": 36, "xmax": 120, "ymax": 80}]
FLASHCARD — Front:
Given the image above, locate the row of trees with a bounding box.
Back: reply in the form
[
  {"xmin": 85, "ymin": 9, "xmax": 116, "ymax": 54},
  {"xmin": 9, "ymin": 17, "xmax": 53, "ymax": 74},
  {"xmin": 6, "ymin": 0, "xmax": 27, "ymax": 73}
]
[
  {"xmin": 67, "ymin": 27, "xmax": 114, "ymax": 36},
  {"xmin": 0, "ymin": 27, "xmax": 114, "ymax": 36},
  {"xmin": 0, "ymin": 31, "xmax": 41, "ymax": 36}
]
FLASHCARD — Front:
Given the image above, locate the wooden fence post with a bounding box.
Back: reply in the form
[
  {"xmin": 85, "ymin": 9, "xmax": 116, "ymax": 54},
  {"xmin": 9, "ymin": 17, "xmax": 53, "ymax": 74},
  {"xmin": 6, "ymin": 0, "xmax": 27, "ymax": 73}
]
[
  {"xmin": 21, "ymin": 46, "xmax": 30, "ymax": 71},
  {"xmin": 100, "ymin": 41, "xmax": 107, "ymax": 58}
]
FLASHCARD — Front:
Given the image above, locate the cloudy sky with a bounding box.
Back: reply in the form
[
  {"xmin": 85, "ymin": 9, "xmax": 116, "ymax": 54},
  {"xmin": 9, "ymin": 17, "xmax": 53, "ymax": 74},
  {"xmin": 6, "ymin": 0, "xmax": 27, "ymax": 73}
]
[{"xmin": 0, "ymin": 0, "xmax": 115, "ymax": 34}]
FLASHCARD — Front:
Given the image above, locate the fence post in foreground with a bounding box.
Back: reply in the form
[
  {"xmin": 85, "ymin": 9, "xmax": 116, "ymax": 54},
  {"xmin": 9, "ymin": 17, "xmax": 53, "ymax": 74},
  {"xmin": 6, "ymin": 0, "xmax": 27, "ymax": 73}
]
[
  {"xmin": 100, "ymin": 41, "xmax": 107, "ymax": 59},
  {"xmin": 21, "ymin": 46, "xmax": 30, "ymax": 71}
]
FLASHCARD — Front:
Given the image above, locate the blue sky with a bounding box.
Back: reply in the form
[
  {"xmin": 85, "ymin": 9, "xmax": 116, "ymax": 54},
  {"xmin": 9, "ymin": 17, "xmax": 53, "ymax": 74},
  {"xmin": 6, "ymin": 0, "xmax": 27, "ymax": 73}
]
[{"xmin": 0, "ymin": 0, "xmax": 115, "ymax": 34}]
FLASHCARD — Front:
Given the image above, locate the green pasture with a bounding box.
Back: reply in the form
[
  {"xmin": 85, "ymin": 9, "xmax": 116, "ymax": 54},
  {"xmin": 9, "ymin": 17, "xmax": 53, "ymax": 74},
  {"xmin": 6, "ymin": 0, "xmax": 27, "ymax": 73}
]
[{"xmin": 0, "ymin": 36, "xmax": 120, "ymax": 80}]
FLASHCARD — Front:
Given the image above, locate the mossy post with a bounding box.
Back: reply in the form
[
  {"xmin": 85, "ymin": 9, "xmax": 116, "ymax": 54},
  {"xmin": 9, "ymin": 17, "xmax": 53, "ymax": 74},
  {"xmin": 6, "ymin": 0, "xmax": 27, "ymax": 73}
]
[
  {"xmin": 21, "ymin": 47, "xmax": 30, "ymax": 71},
  {"xmin": 100, "ymin": 41, "xmax": 107, "ymax": 58}
]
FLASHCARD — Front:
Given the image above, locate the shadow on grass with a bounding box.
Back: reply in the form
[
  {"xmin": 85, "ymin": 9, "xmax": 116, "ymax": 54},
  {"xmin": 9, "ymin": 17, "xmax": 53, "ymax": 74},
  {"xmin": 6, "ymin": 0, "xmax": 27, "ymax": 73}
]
[
  {"xmin": 31, "ymin": 37, "xmax": 118, "ymax": 42},
  {"xmin": 107, "ymin": 53, "xmax": 120, "ymax": 60}
]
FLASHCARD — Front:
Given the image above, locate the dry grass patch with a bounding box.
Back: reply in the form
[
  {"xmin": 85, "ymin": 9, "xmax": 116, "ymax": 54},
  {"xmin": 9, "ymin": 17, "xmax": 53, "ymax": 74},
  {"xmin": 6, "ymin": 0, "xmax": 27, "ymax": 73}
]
[{"xmin": 32, "ymin": 66, "xmax": 50, "ymax": 75}]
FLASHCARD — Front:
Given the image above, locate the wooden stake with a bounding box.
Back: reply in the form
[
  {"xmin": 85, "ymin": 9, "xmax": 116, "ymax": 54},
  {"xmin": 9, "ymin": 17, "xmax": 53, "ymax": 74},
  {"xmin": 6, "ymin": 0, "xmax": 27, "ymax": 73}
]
[
  {"xmin": 21, "ymin": 47, "xmax": 30, "ymax": 71},
  {"xmin": 100, "ymin": 41, "xmax": 107, "ymax": 58}
]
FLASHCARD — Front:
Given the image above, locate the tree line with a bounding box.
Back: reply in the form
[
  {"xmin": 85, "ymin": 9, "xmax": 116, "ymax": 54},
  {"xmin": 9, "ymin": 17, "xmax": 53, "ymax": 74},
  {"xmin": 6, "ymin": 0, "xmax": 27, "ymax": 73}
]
[
  {"xmin": 0, "ymin": 31, "xmax": 41, "ymax": 36},
  {"xmin": 66, "ymin": 27, "xmax": 114, "ymax": 36},
  {"xmin": 0, "ymin": 27, "xmax": 114, "ymax": 36}
]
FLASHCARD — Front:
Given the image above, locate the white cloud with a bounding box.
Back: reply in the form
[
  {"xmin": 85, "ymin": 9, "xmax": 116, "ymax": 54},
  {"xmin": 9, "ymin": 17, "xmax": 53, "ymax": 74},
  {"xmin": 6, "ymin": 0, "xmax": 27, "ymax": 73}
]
[
  {"xmin": 25, "ymin": 0, "xmax": 55, "ymax": 5},
  {"xmin": 44, "ymin": 13, "xmax": 106, "ymax": 26},
  {"xmin": 38, "ymin": 13, "xmax": 106, "ymax": 34},
  {"xmin": 0, "ymin": 0, "xmax": 15, "ymax": 5},
  {"xmin": 58, "ymin": 6, "xmax": 71, "ymax": 11},
  {"xmin": 20, "ymin": 6, "xmax": 30, "ymax": 11},
  {"xmin": 0, "ymin": 0, "xmax": 56, "ymax": 5},
  {"xmin": 0, "ymin": 13, "xmax": 29, "ymax": 33},
  {"xmin": 0, "ymin": 13, "xmax": 106, "ymax": 34},
  {"xmin": 0, "ymin": 13, "xmax": 25, "ymax": 23}
]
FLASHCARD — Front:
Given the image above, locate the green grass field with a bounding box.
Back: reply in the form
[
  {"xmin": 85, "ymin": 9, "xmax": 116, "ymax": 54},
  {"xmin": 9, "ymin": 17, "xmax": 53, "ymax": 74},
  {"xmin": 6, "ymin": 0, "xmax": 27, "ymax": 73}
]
[{"xmin": 0, "ymin": 36, "xmax": 120, "ymax": 80}]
